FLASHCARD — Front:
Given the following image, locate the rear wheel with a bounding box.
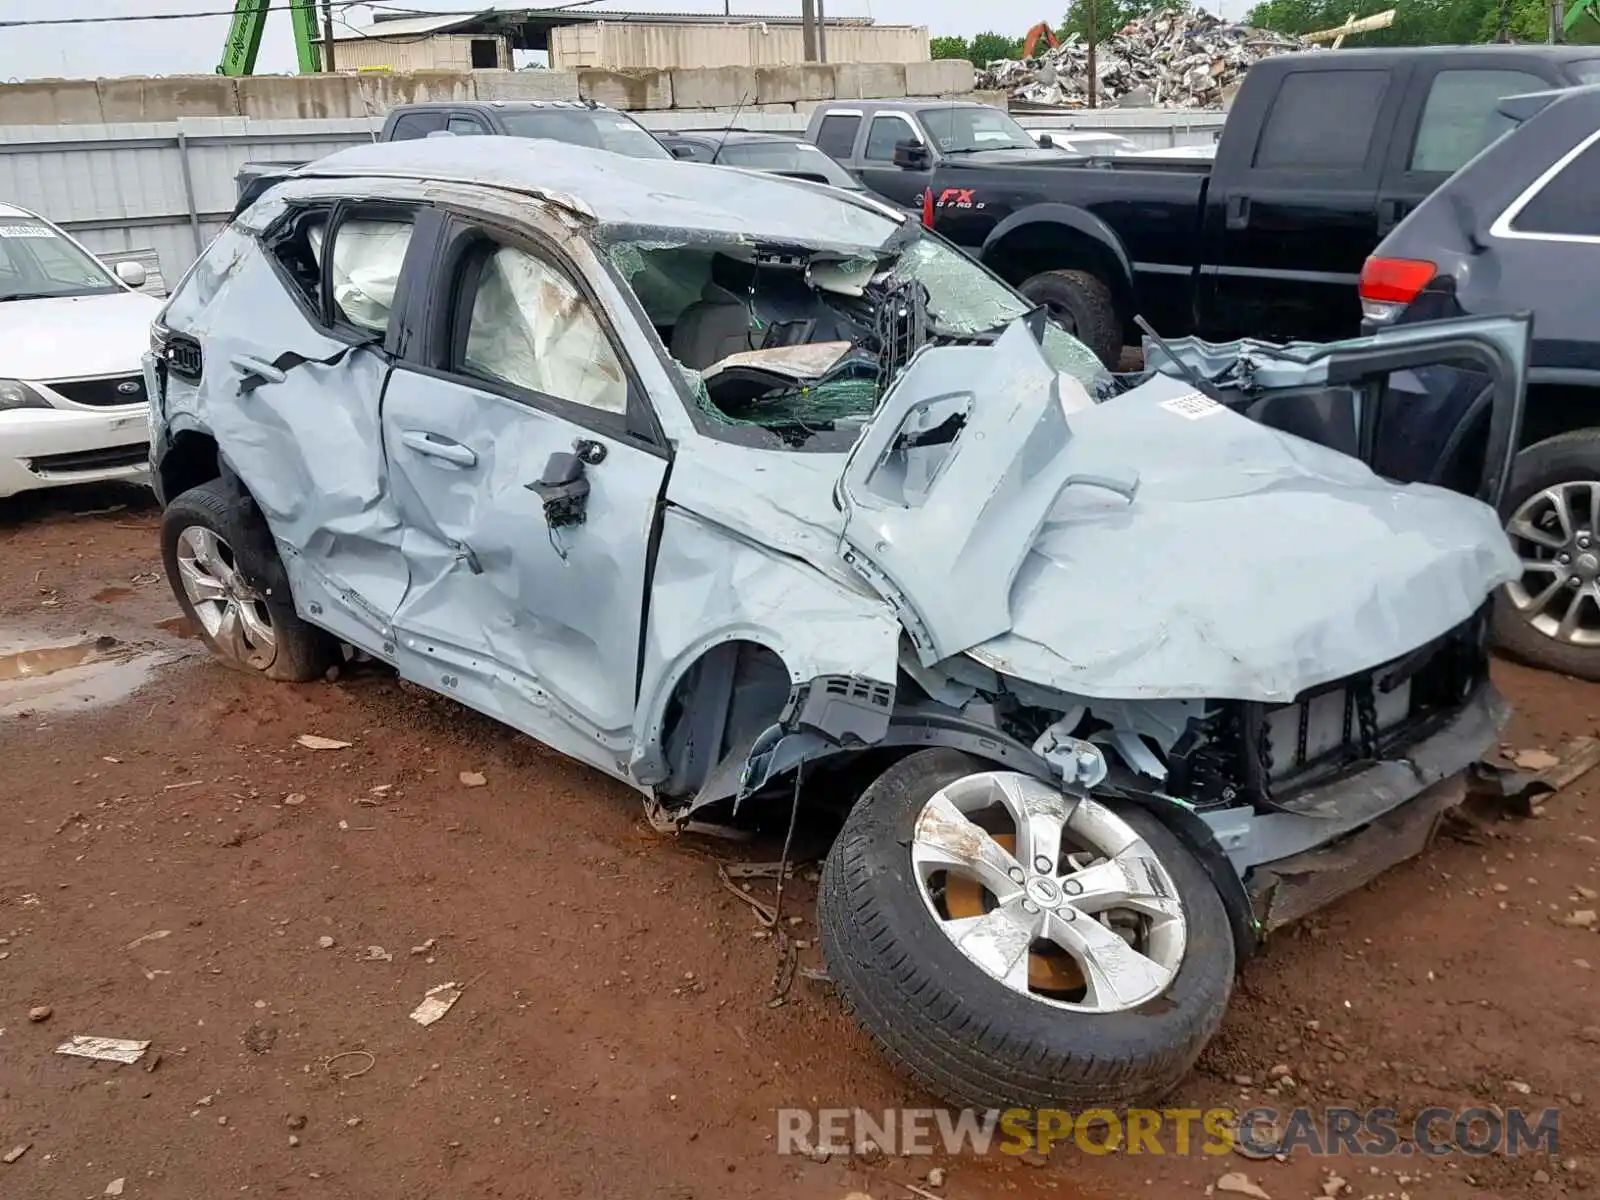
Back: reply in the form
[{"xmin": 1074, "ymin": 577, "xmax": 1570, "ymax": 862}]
[
  {"xmin": 160, "ymin": 479, "xmax": 336, "ymax": 683},
  {"xmin": 818, "ymin": 749, "xmax": 1234, "ymax": 1111},
  {"xmin": 1018, "ymin": 269, "xmax": 1121, "ymax": 369},
  {"xmin": 1495, "ymin": 431, "xmax": 1600, "ymax": 681}
]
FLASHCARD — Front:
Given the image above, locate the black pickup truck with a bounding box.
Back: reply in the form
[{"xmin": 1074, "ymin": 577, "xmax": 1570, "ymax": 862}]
[{"xmin": 805, "ymin": 47, "xmax": 1600, "ymax": 365}]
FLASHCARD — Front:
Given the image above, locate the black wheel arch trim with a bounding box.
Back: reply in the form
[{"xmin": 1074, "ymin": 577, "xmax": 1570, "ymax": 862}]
[
  {"xmin": 1095, "ymin": 782, "xmax": 1260, "ymax": 967},
  {"xmin": 979, "ymin": 203, "xmax": 1136, "ymax": 301}
]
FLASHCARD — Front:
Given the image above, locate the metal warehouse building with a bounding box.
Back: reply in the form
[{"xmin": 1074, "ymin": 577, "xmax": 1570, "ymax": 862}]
[{"xmin": 331, "ymin": 9, "xmax": 931, "ymax": 72}]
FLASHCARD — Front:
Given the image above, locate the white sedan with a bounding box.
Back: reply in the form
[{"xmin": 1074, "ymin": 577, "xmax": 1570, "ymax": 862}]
[{"xmin": 0, "ymin": 203, "xmax": 162, "ymax": 499}]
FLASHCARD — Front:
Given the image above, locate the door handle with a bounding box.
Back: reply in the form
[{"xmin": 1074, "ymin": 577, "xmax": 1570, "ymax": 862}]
[
  {"xmin": 230, "ymin": 354, "xmax": 285, "ymax": 386},
  {"xmin": 400, "ymin": 430, "xmax": 478, "ymax": 468},
  {"xmin": 1224, "ymin": 193, "xmax": 1251, "ymax": 231}
]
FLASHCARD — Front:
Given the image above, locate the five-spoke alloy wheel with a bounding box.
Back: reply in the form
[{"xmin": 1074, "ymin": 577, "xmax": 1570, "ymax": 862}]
[
  {"xmin": 909, "ymin": 772, "xmax": 1188, "ymax": 1013},
  {"xmin": 819, "ymin": 749, "xmax": 1234, "ymax": 1112},
  {"xmin": 174, "ymin": 525, "xmax": 278, "ymax": 671},
  {"xmin": 1495, "ymin": 433, "xmax": 1600, "ymax": 681},
  {"xmin": 160, "ymin": 478, "xmax": 336, "ymax": 683}
]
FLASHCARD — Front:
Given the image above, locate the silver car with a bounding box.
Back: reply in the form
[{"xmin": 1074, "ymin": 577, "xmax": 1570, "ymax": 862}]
[{"xmin": 146, "ymin": 135, "xmax": 1528, "ymax": 1111}]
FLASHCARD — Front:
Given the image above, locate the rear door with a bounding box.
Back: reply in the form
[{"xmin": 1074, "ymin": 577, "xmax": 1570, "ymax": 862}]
[
  {"xmin": 1378, "ymin": 58, "xmax": 1556, "ymax": 238},
  {"xmin": 385, "ymin": 110, "xmax": 448, "ymax": 141},
  {"xmin": 179, "ymin": 198, "xmax": 435, "ymax": 652},
  {"xmin": 445, "ymin": 112, "xmax": 490, "ymax": 136},
  {"xmin": 812, "ymin": 110, "xmax": 864, "ymax": 166},
  {"xmin": 1200, "ymin": 63, "xmax": 1408, "ymax": 342},
  {"xmin": 380, "ymin": 209, "xmax": 669, "ymax": 775}
]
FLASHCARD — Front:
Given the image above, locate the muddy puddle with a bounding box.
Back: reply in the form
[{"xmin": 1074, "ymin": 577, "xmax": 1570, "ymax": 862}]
[
  {"xmin": 155, "ymin": 616, "xmax": 198, "ymax": 639},
  {"xmin": 0, "ymin": 633, "xmax": 182, "ymax": 716}
]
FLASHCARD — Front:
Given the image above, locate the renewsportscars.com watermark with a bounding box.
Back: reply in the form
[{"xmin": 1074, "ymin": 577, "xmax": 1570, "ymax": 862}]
[{"xmin": 777, "ymin": 1106, "xmax": 1560, "ymax": 1158}]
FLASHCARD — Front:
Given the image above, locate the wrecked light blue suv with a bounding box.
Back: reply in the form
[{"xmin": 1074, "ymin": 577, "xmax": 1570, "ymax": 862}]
[{"xmin": 145, "ymin": 137, "xmax": 1527, "ymax": 1112}]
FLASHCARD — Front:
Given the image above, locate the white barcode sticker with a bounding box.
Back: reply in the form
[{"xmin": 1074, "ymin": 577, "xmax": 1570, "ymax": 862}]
[
  {"xmin": 1159, "ymin": 391, "xmax": 1225, "ymax": 420},
  {"xmin": 0, "ymin": 223, "xmax": 55, "ymax": 239}
]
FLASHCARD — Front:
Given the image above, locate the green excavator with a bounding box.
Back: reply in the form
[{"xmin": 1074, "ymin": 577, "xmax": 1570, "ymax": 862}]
[
  {"xmin": 217, "ymin": 0, "xmax": 329, "ymax": 76},
  {"xmin": 1565, "ymin": 0, "xmax": 1600, "ymax": 38}
]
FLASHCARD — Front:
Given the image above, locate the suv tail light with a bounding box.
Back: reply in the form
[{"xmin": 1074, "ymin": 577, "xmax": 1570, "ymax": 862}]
[
  {"xmin": 921, "ymin": 187, "xmax": 934, "ymax": 229},
  {"xmin": 1359, "ymin": 256, "xmax": 1435, "ymax": 324}
]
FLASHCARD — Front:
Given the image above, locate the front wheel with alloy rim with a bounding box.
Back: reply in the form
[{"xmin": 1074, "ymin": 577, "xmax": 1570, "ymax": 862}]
[
  {"xmin": 1495, "ymin": 431, "xmax": 1600, "ymax": 682},
  {"xmin": 819, "ymin": 749, "xmax": 1234, "ymax": 1111},
  {"xmin": 160, "ymin": 479, "xmax": 337, "ymax": 683}
]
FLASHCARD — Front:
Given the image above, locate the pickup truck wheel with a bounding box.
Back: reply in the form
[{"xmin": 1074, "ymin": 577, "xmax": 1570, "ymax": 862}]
[
  {"xmin": 818, "ymin": 749, "xmax": 1234, "ymax": 1111},
  {"xmin": 161, "ymin": 479, "xmax": 337, "ymax": 683},
  {"xmin": 1019, "ymin": 269, "xmax": 1121, "ymax": 368},
  {"xmin": 1495, "ymin": 431, "xmax": 1600, "ymax": 681}
]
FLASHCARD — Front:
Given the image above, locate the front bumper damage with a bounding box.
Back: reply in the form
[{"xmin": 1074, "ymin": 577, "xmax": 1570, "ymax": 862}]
[{"xmin": 1203, "ymin": 679, "xmax": 1505, "ymax": 933}]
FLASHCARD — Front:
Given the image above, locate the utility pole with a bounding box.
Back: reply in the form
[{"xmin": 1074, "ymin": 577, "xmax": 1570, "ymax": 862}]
[
  {"xmin": 321, "ymin": 0, "xmax": 337, "ymax": 72},
  {"xmin": 1551, "ymin": 0, "xmax": 1566, "ymax": 41},
  {"xmin": 817, "ymin": 0, "xmax": 829, "ymax": 62},
  {"xmin": 801, "ymin": 0, "xmax": 818, "ymax": 61},
  {"xmin": 1087, "ymin": 0, "xmax": 1098, "ymax": 108}
]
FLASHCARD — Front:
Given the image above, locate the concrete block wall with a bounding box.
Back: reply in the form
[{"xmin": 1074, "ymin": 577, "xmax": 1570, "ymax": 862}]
[{"xmin": 0, "ymin": 62, "xmax": 975, "ymax": 124}]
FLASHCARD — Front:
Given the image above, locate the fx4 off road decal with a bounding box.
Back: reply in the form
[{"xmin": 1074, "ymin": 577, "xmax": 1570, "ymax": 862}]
[{"xmin": 935, "ymin": 188, "xmax": 985, "ymax": 210}]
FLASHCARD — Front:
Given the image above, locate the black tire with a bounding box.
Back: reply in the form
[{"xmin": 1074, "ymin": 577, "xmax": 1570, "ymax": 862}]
[
  {"xmin": 160, "ymin": 478, "xmax": 337, "ymax": 683},
  {"xmin": 818, "ymin": 749, "xmax": 1234, "ymax": 1112},
  {"xmin": 1493, "ymin": 430, "xmax": 1600, "ymax": 681},
  {"xmin": 1019, "ymin": 268, "xmax": 1121, "ymax": 369}
]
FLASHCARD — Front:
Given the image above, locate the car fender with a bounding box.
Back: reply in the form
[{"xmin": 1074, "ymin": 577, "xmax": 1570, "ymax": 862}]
[
  {"xmin": 980, "ymin": 202, "xmax": 1135, "ymax": 300},
  {"xmin": 629, "ymin": 507, "xmax": 901, "ymax": 791}
]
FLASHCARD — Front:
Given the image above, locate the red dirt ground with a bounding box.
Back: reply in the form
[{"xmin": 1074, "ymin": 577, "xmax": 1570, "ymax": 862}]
[{"xmin": 1, "ymin": 483, "xmax": 1595, "ymax": 1200}]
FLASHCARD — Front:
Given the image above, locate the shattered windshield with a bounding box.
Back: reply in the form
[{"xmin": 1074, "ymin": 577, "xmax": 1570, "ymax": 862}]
[
  {"xmin": 603, "ymin": 222, "xmax": 1106, "ymax": 449},
  {"xmin": 919, "ymin": 107, "xmax": 1038, "ymax": 154}
]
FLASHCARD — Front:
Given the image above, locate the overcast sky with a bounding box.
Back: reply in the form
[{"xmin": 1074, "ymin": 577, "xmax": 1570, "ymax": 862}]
[{"xmin": 0, "ymin": 0, "xmax": 1247, "ymax": 82}]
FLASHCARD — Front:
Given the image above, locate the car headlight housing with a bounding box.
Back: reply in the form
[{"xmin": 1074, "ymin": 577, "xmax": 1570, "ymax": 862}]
[{"xmin": 0, "ymin": 380, "xmax": 51, "ymax": 412}]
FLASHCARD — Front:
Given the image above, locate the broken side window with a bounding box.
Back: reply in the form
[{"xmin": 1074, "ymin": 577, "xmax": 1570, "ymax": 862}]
[
  {"xmin": 459, "ymin": 245, "xmax": 628, "ymax": 415},
  {"xmin": 265, "ymin": 204, "xmax": 330, "ymax": 317},
  {"xmin": 324, "ymin": 217, "xmax": 414, "ymax": 336}
]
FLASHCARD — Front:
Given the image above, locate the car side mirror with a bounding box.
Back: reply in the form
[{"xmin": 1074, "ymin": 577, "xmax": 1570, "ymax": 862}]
[
  {"xmin": 114, "ymin": 260, "xmax": 147, "ymax": 289},
  {"xmin": 1036, "ymin": 132, "xmax": 1055, "ymax": 149},
  {"xmin": 892, "ymin": 139, "xmax": 930, "ymax": 170},
  {"xmin": 668, "ymin": 143, "xmax": 698, "ymax": 160},
  {"xmin": 526, "ymin": 451, "xmax": 590, "ymax": 529}
]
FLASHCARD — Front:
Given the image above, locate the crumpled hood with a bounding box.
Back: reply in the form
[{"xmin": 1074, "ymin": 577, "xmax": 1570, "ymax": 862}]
[
  {"xmin": 835, "ymin": 321, "xmax": 1521, "ymax": 704},
  {"xmin": 0, "ymin": 292, "xmax": 161, "ymax": 381},
  {"xmin": 968, "ymin": 373, "xmax": 1520, "ymax": 701}
]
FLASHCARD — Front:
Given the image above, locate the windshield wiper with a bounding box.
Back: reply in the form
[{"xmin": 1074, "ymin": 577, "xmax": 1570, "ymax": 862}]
[{"xmin": 0, "ymin": 292, "xmax": 63, "ymax": 303}]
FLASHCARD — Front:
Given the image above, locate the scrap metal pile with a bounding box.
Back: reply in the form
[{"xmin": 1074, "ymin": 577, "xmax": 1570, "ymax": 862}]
[{"xmin": 976, "ymin": 6, "xmax": 1313, "ymax": 110}]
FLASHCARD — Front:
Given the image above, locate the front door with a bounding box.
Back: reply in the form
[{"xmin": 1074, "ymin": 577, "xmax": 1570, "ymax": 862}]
[
  {"xmin": 382, "ymin": 219, "xmax": 668, "ymax": 777},
  {"xmin": 855, "ymin": 111, "xmax": 933, "ymax": 209}
]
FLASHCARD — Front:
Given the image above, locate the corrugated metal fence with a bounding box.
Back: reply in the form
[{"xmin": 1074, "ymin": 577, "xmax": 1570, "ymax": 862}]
[
  {"xmin": 0, "ymin": 110, "xmax": 1225, "ymax": 290},
  {"xmin": 0, "ymin": 119, "xmax": 379, "ymax": 292}
]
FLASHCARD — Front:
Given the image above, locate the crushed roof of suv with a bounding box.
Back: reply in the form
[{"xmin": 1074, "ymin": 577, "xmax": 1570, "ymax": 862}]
[{"xmin": 292, "ymin": 136, "xmax": 907, "ymax": 244}]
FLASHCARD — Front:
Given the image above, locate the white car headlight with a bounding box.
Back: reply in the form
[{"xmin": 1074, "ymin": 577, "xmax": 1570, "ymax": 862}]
[{"xmin": 0, "ymin": 380, "xmax": 50, "ymax": 412}]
